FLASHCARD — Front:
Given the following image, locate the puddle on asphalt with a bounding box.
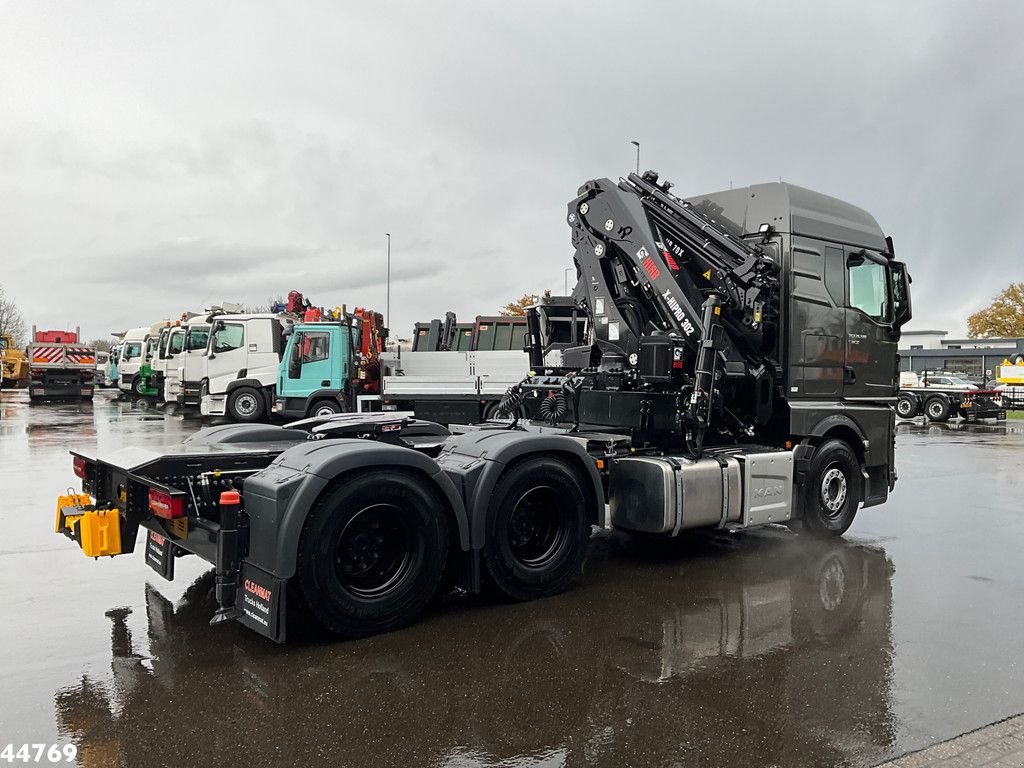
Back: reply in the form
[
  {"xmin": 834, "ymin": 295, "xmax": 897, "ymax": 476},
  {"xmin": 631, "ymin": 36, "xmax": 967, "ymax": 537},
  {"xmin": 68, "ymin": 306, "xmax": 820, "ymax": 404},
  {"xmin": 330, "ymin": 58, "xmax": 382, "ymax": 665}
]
[{"xmin": 3, "ymin": 390, "xmax": 1024, "ymax": 767}]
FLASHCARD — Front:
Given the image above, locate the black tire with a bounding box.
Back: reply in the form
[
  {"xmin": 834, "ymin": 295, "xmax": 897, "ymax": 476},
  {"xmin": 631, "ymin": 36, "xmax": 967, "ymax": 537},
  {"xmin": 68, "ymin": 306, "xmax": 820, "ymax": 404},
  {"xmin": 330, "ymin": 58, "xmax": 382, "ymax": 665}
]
[
  {"xmin": 228, "ymin": 386, "xmax": 264, "ymax": 422},
  {"xmin": 296, "ymin": 471, "xmax": 449, "ymax": 638},
  {"xmin": 924, "ymin": 396, "xmax": 951, "ymax": 423},
  {"xmin": 309, "ymin": 398, "xmax": 342, "ymax": 417},
  {"xmin": 485, "ymin": 400, "xmax": 528, "ymax": 421},
  {"xmin": 895, "ymin": 394, "xmax": 917, "ymax": 419},
  {"xmin": 483, "ymin": 457, "xmax": 590, "ymax": 601},
  {"xmin": 798, "ymin": 439, "xmax": 862, "ymax": 537},
  {"xmin": 131, "ymin": 376, "xmax": 146, "ymax": 397}
]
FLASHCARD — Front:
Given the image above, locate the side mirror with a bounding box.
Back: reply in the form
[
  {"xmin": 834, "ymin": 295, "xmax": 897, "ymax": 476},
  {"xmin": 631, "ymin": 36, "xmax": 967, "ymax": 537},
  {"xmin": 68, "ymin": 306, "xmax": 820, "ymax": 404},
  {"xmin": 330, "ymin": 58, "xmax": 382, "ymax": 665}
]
[
  {"xmin": 288, "ymin": 334, "xmax": 303, "ymax": 379},
  {"xmin": 891, "ymin": 260, "xmax": 913, "ymax": 328}
]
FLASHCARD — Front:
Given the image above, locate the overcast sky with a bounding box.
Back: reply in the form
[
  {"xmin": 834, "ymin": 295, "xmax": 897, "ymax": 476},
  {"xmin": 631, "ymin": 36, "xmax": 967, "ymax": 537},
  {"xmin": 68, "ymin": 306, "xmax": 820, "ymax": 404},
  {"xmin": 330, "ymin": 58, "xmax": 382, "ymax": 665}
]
[{"xmin": 1, "ymin": 0, "xmax": 1021, "ymax": 341}]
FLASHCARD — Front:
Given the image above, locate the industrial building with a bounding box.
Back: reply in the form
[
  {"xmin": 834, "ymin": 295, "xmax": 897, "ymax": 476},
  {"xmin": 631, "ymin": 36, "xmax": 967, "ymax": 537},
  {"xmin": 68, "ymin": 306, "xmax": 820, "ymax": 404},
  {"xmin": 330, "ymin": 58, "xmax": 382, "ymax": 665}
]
[{"xmin": 899, "ymin": 329, "xmax": 1024, "ymax": 380}]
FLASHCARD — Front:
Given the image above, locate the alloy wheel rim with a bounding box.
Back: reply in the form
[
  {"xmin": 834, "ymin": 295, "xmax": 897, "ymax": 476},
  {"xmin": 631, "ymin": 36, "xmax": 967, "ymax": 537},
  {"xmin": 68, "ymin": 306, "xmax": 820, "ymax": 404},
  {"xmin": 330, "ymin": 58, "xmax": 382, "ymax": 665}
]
[
  {"xmin": 236, "ymin": 393, "xmax": 258, "ymax": 416},
  {"xmin": 820, "ymin": 466, "xmax": 848, "ymax": 517}
]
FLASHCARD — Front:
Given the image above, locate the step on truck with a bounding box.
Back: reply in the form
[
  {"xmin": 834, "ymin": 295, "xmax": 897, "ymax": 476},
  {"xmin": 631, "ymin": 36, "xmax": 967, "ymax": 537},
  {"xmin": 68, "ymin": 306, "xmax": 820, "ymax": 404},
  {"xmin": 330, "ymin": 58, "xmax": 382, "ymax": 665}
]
[
  {"xmin": 54, "ymin": 170, "xmax": 911, "ymax": 642},
  {"xmin": 28, "ymin": 327, "xmax": 97, "ymax": 401}
]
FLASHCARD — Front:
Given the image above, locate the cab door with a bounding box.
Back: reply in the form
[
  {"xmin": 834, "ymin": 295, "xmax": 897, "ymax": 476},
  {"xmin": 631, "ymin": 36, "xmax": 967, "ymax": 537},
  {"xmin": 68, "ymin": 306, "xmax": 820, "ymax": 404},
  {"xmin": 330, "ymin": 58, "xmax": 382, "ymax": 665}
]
[
  {"xmin": 207, "ymin": 321, "xmax": 247, "ymax": 387},
  {"xmin": 285, "ymin": 329, "xmax": 337, "ymax": 398},
  {"xmin": 844, "ymin": 249, "xmax": 898, "ymax": 399}
]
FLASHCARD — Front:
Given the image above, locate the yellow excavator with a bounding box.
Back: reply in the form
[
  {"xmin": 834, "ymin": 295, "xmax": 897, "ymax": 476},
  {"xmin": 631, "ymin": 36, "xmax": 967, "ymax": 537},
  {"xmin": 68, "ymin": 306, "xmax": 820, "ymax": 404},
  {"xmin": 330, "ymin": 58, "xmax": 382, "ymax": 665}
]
[{"xmin": 1, "ymin": 334, "xmax": 29, "ymax": 388}]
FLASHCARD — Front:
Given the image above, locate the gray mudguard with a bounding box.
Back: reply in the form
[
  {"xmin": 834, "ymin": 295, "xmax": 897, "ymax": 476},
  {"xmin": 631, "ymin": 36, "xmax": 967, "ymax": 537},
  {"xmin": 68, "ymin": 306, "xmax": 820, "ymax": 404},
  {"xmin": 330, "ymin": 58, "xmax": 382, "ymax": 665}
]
[
  {"xmin": 435, "ymin": 429, "xmax": 606, "ymax": 549},
  {"xmin": 242, "ymin": 439, "xmax": 469, "ymax": 579}
]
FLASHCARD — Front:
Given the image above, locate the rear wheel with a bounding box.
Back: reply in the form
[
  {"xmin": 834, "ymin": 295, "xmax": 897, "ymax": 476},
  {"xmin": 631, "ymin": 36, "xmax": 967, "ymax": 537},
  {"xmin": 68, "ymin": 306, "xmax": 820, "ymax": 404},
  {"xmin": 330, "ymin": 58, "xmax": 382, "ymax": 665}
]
[
  {"xmin": 925, "ymin": 396, "xmax": 951, "ymax": 423},
  {"xmin": 228, "ymin": 386, "xmax": 264, "ymax": 422},
  {"xmin": 483, "ymin": 457, "xmax": 590, "ymax": 601},
  {"xmin": 296, "ymin": 471, "xmax": 449, "ymax": 637},
  {"xmin": 895, "ymin": 393, "xmax": 917, "ymax": 419},
  {"xmin": 798, "ymin": 439, "xmax": 862, "ymax": 537}
]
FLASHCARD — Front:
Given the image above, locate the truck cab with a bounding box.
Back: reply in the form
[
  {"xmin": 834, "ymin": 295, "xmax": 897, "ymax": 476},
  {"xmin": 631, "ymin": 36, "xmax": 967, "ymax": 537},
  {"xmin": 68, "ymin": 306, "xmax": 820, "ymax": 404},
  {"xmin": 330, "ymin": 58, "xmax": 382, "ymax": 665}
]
[
  {"xmin": 175, "ymin": 322, "xmax": 211, "ymax": 408},
  {"xmin": 158, "ymin": 327, "xmax": 187, "ymax": 405},
  {"xmin": 105, "ymin": 343, "xmax": 121, "ymax": 389},
  {"xmin": 116, "ymin": 327, "xmax": 149, "ymax": 396},
  {"xmin": 199, "ymin": 314, "xmax": 292, "ymax": 421},
  {"xmin": 274, "ymin": 321, "xmax": 359, "ymax": 418}
]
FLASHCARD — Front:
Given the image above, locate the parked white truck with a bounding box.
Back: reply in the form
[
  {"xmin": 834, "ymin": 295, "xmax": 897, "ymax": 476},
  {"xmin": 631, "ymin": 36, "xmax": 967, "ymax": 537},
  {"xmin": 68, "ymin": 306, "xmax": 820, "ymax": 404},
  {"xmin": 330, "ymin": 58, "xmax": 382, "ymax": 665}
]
[
  {"xmin": 116, "ymin": 327, "xmax": 149, "ymax": 396},
  {"xmin": 199, "ymin": 313, "xmax": 294, "ymax": 421}
]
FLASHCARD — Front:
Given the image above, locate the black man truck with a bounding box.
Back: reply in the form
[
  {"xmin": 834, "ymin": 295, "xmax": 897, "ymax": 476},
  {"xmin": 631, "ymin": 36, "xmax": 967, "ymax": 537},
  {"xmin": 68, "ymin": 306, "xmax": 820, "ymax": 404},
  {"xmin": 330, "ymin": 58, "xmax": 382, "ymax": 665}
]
[{"xmin": 53, "ymin": 170, "xmax": 911, "ymax": 642}]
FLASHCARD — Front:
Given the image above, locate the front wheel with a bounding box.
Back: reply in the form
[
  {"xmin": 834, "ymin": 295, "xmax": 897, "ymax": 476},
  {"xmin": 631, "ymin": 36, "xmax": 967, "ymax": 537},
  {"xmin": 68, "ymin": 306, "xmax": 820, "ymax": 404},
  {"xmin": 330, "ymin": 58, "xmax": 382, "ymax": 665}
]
[
  {"xmin": 309, "ymin": 399, "xmax": 342, "ymax": 417},
  {"xmin": 131, "ymin": 376, "xmax": 146, "ymax": 397},
  {"xmin": 483, "ymin": 457, "xmax": 590, "ymax": 600},
  {"xmin": 797, "ymin": 439, "xmax": 862, "ymax": 537},
  {"xmin": 296, "ymin": 471, "xmax": 449, "ymax": 638},
  {"xmin": 228, "ymin": 386, "xmax": 265, "ymax": 422}
]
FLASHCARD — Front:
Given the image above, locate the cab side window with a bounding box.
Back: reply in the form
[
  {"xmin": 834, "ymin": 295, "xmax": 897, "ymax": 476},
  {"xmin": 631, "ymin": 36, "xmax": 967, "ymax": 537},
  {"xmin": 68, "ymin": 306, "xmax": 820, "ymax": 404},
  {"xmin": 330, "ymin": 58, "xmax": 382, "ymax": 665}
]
[
  {"xmin": 122, "ymin": 342, "xmax": 142, "ymax": 361},
  {"xmin": 301, "ymin": 332, "xmax": 330, "ymax": 363},
  {"xmin": 186, "ymin": 329, "xmax": 209, "ymax": 351},
  {"xmin": 849, "ymin": 259, "xmax": 890, "ymax": 322},
  {"xmin": 213, "ymin": 324, "xmax": 244, "ymax": 353}
]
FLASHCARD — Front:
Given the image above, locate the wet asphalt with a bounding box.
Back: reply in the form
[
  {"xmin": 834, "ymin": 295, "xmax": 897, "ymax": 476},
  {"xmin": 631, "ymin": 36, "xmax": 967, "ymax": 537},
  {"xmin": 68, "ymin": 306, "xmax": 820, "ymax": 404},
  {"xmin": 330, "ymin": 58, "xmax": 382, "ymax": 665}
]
[{"xmin": 1, "ymin": 389, "xmax": 1023, "ymax": 768}]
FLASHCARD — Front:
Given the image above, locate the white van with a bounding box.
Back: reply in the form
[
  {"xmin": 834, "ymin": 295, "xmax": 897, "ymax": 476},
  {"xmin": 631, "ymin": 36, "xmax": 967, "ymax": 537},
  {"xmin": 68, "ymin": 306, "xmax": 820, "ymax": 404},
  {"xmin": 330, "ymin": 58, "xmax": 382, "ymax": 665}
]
[{"xmin": 199, "ymin": 314, "xmax": 293, "ymax": 421}]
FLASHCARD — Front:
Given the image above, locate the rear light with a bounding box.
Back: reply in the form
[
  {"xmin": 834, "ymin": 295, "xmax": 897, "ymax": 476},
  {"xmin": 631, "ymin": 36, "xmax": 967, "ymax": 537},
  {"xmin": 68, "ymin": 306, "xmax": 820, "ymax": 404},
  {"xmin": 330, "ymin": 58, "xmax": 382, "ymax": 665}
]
[
  {"xmin": 72, "ymin": 456, "xmax": 90, "ymax": 479},
  {"xmin": 82, "ymin": 369, "xmax": 94, "ymax": 380},
  {"xmin": 31, "ymin": 368, "xmax": 44, "ymax": 379},
  {"xmin": 148, "ymin": 489, "xmax": 185, "ymax": 519}
]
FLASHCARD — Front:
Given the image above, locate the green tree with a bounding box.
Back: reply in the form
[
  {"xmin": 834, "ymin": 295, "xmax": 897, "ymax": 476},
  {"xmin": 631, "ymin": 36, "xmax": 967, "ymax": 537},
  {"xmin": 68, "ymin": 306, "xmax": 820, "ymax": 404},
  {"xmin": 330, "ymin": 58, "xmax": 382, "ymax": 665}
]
[{"xmin": 967, "ymin": 283, "xmax": 1024, "ymax": 338}]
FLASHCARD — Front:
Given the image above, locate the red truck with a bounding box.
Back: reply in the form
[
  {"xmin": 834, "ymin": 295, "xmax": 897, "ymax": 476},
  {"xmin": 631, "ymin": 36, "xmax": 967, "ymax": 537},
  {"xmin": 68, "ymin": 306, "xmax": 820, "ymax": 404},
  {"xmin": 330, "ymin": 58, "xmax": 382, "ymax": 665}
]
[{"xmin": 28, "ymin": 326, "xmax": 96, "ymax": 401}]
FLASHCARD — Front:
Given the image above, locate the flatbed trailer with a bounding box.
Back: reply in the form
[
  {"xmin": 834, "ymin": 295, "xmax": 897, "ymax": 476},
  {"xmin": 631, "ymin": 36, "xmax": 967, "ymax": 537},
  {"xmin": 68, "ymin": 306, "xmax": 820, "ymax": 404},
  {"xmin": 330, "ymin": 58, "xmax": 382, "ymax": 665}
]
[{"xmin": 896, "ymin": 387, "xmax": 1005, "ymax": 422}]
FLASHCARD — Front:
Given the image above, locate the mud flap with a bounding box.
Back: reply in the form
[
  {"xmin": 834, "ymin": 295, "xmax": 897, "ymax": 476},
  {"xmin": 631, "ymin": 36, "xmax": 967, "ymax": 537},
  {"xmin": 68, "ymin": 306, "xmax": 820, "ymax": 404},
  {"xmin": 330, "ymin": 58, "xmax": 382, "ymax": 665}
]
[
  {"xmin": 238, "ymin": 562, "xmax": 287, "ymax": 643},
  {"xmin": 144, "ymin": 529, "xmax": 175, "ymax": 580}
]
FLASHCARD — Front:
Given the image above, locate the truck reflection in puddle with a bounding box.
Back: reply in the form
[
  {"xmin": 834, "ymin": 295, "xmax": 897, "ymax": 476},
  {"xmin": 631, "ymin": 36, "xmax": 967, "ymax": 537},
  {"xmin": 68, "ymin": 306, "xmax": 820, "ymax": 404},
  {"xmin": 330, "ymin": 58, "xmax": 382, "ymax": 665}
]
[{"xmin": 54, "ymin": 536, "xmax": 896, "ymax": 768}]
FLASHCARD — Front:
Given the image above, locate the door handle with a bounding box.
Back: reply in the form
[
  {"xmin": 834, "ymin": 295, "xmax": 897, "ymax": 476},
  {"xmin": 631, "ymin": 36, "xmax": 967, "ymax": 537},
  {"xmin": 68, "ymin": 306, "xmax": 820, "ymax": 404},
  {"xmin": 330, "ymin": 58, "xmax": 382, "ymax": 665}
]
[
  {"xmin": 321, "ymin": 380, "xmax": 330, "ymax": 387},
  {"xmin": 844, "ymin": 366, "xmax": 856, "ymax": 384}
]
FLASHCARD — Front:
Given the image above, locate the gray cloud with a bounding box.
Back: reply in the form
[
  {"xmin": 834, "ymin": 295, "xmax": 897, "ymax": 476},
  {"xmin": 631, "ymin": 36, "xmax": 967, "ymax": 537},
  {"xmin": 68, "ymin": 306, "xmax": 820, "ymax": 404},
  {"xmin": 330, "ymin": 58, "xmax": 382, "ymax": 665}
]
[{"xmin": 1, "ymin": 0, "xmax": 1022, "ymax": 341}]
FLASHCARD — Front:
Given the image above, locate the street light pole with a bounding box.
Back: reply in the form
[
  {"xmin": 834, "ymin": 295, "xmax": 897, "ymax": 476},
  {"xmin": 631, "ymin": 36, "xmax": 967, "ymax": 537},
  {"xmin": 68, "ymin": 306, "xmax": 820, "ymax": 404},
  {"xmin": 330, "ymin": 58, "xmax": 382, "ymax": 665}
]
[
  {"xmin": 385, "ymin": 233, "xmax": 391, "ymax": 328},
  {"xmin": 630, "ymin": 140, "xmax": 640, "ymax": 174}
]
